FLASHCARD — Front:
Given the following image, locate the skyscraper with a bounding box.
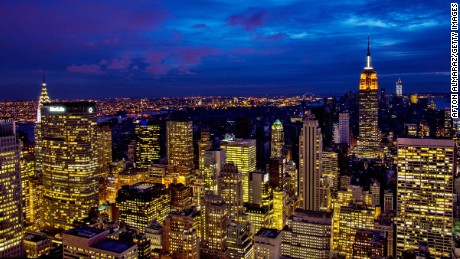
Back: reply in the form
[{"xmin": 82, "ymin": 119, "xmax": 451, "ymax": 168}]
[
  {"xmin": 396, "ymin": 78, "xmax": 403, "ymax": 96},
  {"xmin": 356, "ymin": 37, "xmax": 380, "ymax": 159},
  {"xmin": 135, "ymin": 122, "xmax": 160, "ymax": 169},
  {"xmin": 202, "ymin": 148, "xmax": 226, "ymax": 194},
  {"xmin": 396, "ymin": 138, "xmax": 455, "ymax": 258},
  {"xmin": 166, "ymin": 121, "xmax": 194, "ymax": 184},
  {"xmin": 337, "ymin": 112, "xmax": 350, "ymax": 145},
  {"xmin": 0, "ymin": 120, "xmax": 25, "ymax": 258},
  {"xmin": 41, "ymin": 102, "xmax": 99, "ymax": 231},
  {"xmin": 34, "ymin": 73, "xmax": 51, "ymax": 173},
  {"xmin": 270, "ymin": 119, "xmax": 284, "ymax": 158},
  {"xmin": 220, "ymin": 137, "xmax": 256, "ymax": 203},
  {"xmin": 200, "ymin": 194, "xmax": 229, "ymax": 259},
  {"xmin": 299, "ymin": 117, "xmax": 322, "ymax": 210}
]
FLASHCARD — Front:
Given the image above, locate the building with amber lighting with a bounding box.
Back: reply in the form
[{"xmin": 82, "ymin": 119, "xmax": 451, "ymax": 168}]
[
  {"xmin": 116, "ymin": 182, "xmax": 170, "ymax": 232},
  {"xmin": 356, "ymin": 38, "xmax": 380, "ymax": 159},
  {"xmin": 281, "ymin": 209, "xmax": 332, "ymax": 259},
  {"xmin": 396, "ymin": 138, "xmax": 455, "ymax": 258},
  {"xmin": 34, "ymin": 74, "xmax": 51, "ymax": 173},
  {"xmin": 200, "ymin": 193, "xmax": 229, "ymax": 259},
  {"xmin": 352, "ymin": 228, "xmax": 387, "ymax": 258},
  {"xmin": 299, "ymin": 117, "xmax": 322, "ymax": 210},
  {"xmin": 202, "ymin": 148, "xmax": 226, "ymax": 194},
  {"xmin": 135, "ymin": 122, "xmax": 160, "ymax": 169},
  {"xmin": 0, "ymin": 120, "xmax": 25, "ymax": 258},
  {"xmin": 270, "ymin": 119, "xmax": 284, "ymax": 158},
  {"xmin": 220, "ymin": 137, "xmax": 256, "ymax": 203},
  {"xmin": 167, "ymin": 121, "xmax": 194, "ymax": 184},
  {"xmin": 198, "ymin": 129, "xmax": 212, "ymax": 172},
  {"xmin": 162, "ymin": 206, "xmax": 200, "ymax": 259},
  {"xmin": 40, "ymin": 102, "xmax": 99, "ymax": 231}
]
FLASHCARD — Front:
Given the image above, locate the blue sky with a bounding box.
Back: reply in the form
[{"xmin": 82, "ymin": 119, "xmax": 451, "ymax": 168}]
[{"xmin": 0, "ymin": 0, "xmax": 450, "ymax": 100}]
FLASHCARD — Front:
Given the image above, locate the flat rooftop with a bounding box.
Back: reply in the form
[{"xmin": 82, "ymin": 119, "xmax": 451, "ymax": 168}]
[
  {"xmin": 65, "ymin": 226, "xmax": 106, "ymax": 239},
  {"xmin": 255, "ymin": 228, "xmax": 281, "ymax": 239},
  {"xmin": 92, "ymin": 239, "xmax": 135, "ymax": 254}
]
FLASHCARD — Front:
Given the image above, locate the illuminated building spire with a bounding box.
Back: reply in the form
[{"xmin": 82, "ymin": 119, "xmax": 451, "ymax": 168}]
[
  {"xmin": 365, "ymin": 35, "xmax": 373, "ymax": 70},
  {"xmin": 36, "ymin": 71, "xmax": 51, "ymax": 123}
]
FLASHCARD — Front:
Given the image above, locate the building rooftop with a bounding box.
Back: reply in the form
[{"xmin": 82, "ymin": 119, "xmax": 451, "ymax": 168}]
[
  {"xmin": 91, "ymin": 238, "xmax": 136, "ymax": 254},
  {"xmin": 255, "ymin": 228, "xmax": 281, "ymax": 239},
  {"xmin": 65, "ymin": 226, "xmax": 106, "ymax": 239}
]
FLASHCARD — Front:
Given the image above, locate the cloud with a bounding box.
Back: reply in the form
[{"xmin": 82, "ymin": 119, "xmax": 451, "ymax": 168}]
[
  {"xmin": 255, "ymin": 33, "xmax": 285, "ymax": 41},
  {"xmin": 228, "ymin": 9, "xmax": 269, "ymax": 31},
  {"xmin": 66, "ymin": 64, "xmax": 102, "ymax": 75},
  {"xmin": 193, "ymin": 23, "xmax": 208, "ymax": 29},
  {"xmin": 106, "ymin": 56, "xmax": 132, "ymax": 70}
]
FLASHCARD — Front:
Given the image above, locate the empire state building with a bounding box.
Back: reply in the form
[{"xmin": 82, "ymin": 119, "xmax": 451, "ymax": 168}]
[{"xmin": 356, "ymin": 37, "xmax": 380, "ymax": 159}]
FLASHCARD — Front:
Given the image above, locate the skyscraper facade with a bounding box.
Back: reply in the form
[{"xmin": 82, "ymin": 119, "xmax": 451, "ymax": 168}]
[
  {"xmin": 41, "ymin": 102, "xmax": 99, "ymax": 230},
  {"xmin": 0, "ymin": 120, "xmax": 25, "ymax": 258},
  {"xmin": 270, "ymin": 119, "xmax": 284, "ymax": 158},
  {"xmin": 35, "ymin": 74, "xmax": 51, "ymax": 173},
  {"xmin": 200, "ymin": 194, "xmax": 229, "ymax": 259},
  {"xmin": 135, "ymin": 122, "xmax": 160, "ymax": 169},
  {"xmin": 396, "ymin": 78, "xmax": 403, "ymax": 96},
  {"xmin": 299, "ymin": 118, "xmax": 322, "ymax": 210},
  {"xmin": 337, "ymin": 112, "xmax": 350, "ymax": 145},
  {"xmin": 166, "ymin": 121, "xmax": 194, "ymax": 184},
  {"xmin": 220, "ymin": 137, "xmax": 256, "ymax": 203},
  {"xmin": 396, "ymin": 138, "xmax": 455, "ymax": 258},
  {"xmin": 356, "ymin": 38, "xmax": 380, "ymax": 159}
]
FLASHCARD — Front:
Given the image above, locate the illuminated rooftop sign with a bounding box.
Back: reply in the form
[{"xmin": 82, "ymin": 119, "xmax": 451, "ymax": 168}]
[{"xmin": 49, "ymin": 106, "xmax": 65, "ymax": 112}]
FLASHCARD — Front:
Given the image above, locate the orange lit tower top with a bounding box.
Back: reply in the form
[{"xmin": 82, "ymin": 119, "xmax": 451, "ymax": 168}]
[{"xmin": 356, "ymin": 36, "xmax": 380, "ymax": 159}]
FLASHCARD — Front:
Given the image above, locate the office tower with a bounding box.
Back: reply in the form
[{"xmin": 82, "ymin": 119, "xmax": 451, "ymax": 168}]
[
  {"xmin": 236, "ymin": 116, "xmax": 251, "ymax": 139},
  {"xmin": 248, "ymin": 171, "xmax": 272, "ymax": 207},
  {"xmin": 135, "ymin": 122, "xmax": 160, "ymax": 169},
  {"xmin": 374, "ymin": 211, "xmax": 395, "ymax": 257},
  {"xmin": 169, "ymin": 183, "xmax": 193, "ymax": 211},
  {"xmin": 220, "ymin": 137, "xmax": 256, "ymax": 203},
  {"xmin": 200, "ymin": 194, "xmax": 229, "ymax": 259},
  {"xmin": 198, "ymin": 129, "xmax": 212, "ymax": 172},
  {"xmin": 268, "ymin": 157, "xmax": 285, "ymax": 189},
  {"xmin": 116, "ymin": 183, "xmax": 170, "ymax": 232},
  {"xmin": 118, "ymin": 232, "xmax": 151, "ymax": 259},
  {"xmin": 299, "ymin": 117, "xmax": 322, "ymax": 210},
  {"xmin": 20, "ymin": 152, "xmax": 35, "ymax": 225},
  {"xmin": 145, "ymin": 221, "xmax": 163, "ymax": 254},
  {"xmin": 272, "ymin": 188, "xmax": 286, "ymax": 230},
  {"xmin": 285, "ymin": 160, "xmax": 298, "ymax": 196},
  {"xmin": 0, "ymin": 120, "xmax": 25, "ymax": 258},
  {"xmin": 254, "ymin": 228, "xmax": 282, "ymax": 259},
  {"xmin": 218, "ymin": 163, "xmax": 253, "ymax": 258},
  {"xmin": 96, "ymin": 124, "xmax": 112, "ymax": 178},
  {"xmin": 63, "ymin": 226, "xmax": 138, "ymax": 258},
  {"xmin": 356, "ymin": 37, "xmax": 380, "ymax": 159},
  {"xmin": 41, "ymin": 102, "xmax": 99, "ymax": 231},
  {"xmin": 34, "ymin": 74, "xmax": 51, "ymax": 173},
  {"xmin": 404, "ymin": 123, "xmax": 418, "ymax": 137},
  {"xmin": 245, "ymin": 205, "xmax": 272, "ymax": 235},
  {"xmin": 127, "ymin": 140, "xmax": 136, "ymax": 163},
  {"xmin": 162, "ymin": 207, "xmax": 200, "ymax": 259},
  {"xmin": 352, "ymin": 229, "xmax": 387, "ymax": 258},
  {"xmin": 321, "ymin": 151, "xmax": 339, "ymax": 205},
  {"xmin": 337, "ymin": 204, "xmax": 376, "ymax": 258},
  {"xmin": 396, "ymin": 138, "xmax": 455, "ymax": 258},
  {"xmin": 281, "ymin": 209, "xmax": 332, "ymax": 259},
  {"xmin": 203, "ymin": 148, "xmax": 226, "ymax": 194},
  {"xmin": 396, "ymin": 78, "xmax": 403, "ymax": 96},
  {"xmin": 370, "ymin": 181, "xmax": 380, "ymax": 207},
  {"xmin": 167, "ymin": 121, "xmax": 194, "ymax": 184},
  {"xmin": 270, "ymin": 119, "xmax": 284, "ymax": 158},
  {"xmin": 444, "ymin": 108, "xmax": 453, "ymax": 137},
  {"xmin": 337, "ymin": 112, "xmax": 350, "ymax": 145}
]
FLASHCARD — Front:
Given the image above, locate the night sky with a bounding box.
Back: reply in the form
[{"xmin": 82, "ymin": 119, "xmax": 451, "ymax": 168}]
[{"xmin": 0, "ymin": 0, "xmax": 450, "ymax": 100}]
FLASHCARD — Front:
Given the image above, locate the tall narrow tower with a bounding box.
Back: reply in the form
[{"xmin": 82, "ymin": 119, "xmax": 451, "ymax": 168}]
[
  {"xmin": 35, "ymin": 72, "xmax": 51, "ymax": 173},
  {"xmin": 356, "ymin": 37, "xmax": 380, "ymax": 159},
  {"xmin": 271, "ymin": 119, "xmax": 284, "ymax": 158},
  {"xmin": 396, "ymin": 78, "xmax": 403, "ymax": 96}
]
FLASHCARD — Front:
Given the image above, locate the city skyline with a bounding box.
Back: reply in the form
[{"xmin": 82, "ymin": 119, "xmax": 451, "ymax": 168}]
[{"xmin": 0, "ymin": 1, "xmax": 449, "ymax": 100}]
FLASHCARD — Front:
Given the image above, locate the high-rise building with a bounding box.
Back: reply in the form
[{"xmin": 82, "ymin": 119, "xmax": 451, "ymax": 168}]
[
  {"xmin": 396, "ymin": 138, "xmax": 455, "ymax": 258},
  {"xmin": 299, "ymin": 117, "xmax": 322, "ymax": 210},
  {"xmin": 281, "ymin": 209, "xmax": 332, "ymax": 259},
  {"xmin": 220, "ymin": 137, "xmax": 256, "ymax": 203},
  {"xmin": 270, "ymin": 119, "xmax": 284, "ymax": 158},
  {"xmin": 41, "ymin": 102, "xmax": 99, "ymax": 231},
  {"xmin": 34, "ymin": 73, "xmax": 51, "ymax": 173},
  {"xmin": 396, "ymin": 78, "xmax": 403, "ymax": 96},
  {"xmin": 200, "ymin": 194, "xmax": 229, "ymax": 259},
  {"xmin": 169, "ymin": 183, "xmax": 193, "ymax": 211},
  {"xmin": 383, "ymin": 190, "xmax": 394, "ymax": 212},
  {"xmin": 321, "ymin": 151, "xmax": 340, "ymax": 208},
  {"xmin": 352, "ymin": 228, "xmax": 387, "ymax": 258},
  {"xmin": 198, "ymin": 129, "xmax": 212, "ymax": 172},
  {"xmin": 356, "ymin": 37, "xmax": 380, "ymax": 159},
  {"xmin": 202, "ymin": 148, "xmax": 226, "ymax": 194},
  {"xmin": 0, "ymin": 120, "xmax": 25, "ymax": 258},
  {"xmin": 162, "ymin": 207, "xmax": 200, "ymax": 259},
  {"xmin": 337, "ymin": 112, "xmax": 350, "ymax": 145},
  {"xmin": 268, "ymin": 157, "xmax": 285, "ymax": 189},
  {"xmin": 254, "ymin": 228, "xmax": 282, "ymax": 259},
  {"xmin": 272, "ymin": 188, "xmax": 286, "ymax": 230},
  {"xmin": 116, "ymin": 183, "xmax": 170, "ymax": 232},
  {"xmin": 135, "ymin": 122, "xmax": 160, "ymax": 169},
  {"xmin": 96, "ymin": 124, "xmax": 112, "ymax": 178},
  {"xmin": 167, "ymin": 121, "xmax": 194, "ymax": 184}
]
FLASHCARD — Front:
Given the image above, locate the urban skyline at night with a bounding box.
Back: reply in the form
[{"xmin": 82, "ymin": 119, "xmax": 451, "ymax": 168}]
[{"xmin": 0, "ymin": 1, "xmax": 450, "ymax": 100}]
